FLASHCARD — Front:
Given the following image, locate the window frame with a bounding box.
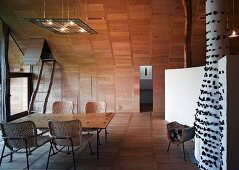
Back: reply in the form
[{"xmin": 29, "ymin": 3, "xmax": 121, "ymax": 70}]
[{"xmin": 9, "ymin": 72, "xmax": 32, "ymax": 121}]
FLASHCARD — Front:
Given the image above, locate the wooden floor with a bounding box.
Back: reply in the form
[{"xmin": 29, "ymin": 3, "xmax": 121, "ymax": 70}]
[{"xmin": 0, "ymin": 112, "xmax": 198, "ymax": 170}]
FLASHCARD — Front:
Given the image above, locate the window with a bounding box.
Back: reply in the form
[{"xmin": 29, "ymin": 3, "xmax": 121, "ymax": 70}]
[
  {"xmin": 10, "ymin": 77, "xmax": 28, "ymax": 115},
  {"xmin": 8, "ymin": 34, "xmax": 32, "ymax": 120},
  {"xmin": 0, "ymin": 24, "xmax": 32, "ymax": 122},
  {"xmin": 10, "ymin": 73, "xmax": 32, "ymax": 120}
]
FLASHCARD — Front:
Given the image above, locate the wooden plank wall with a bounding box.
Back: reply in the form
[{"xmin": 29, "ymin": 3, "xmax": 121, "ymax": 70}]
[
  {"xmin": 31, "ymin": 0, "xmax": 187, "ymax": 115},
  {"xmin": 32, "ymin": 62, "xmax": 62, "ymax": 113},
  {"xmin": 61, "ymin": 65, "xmax": 139, "ymax": 113},
  {"xmin": 33, "ymin": 64, "xmax": 139, "ymax": 114},
  {"xmin": 4, "ymin": 0, "xmax": 206, "ymax": 115}
]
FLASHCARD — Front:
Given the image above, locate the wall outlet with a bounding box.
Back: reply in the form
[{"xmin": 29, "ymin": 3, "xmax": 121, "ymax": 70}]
[{"xmin": 118, "ymin": 106, "xmax": 122, "ymax": 110}]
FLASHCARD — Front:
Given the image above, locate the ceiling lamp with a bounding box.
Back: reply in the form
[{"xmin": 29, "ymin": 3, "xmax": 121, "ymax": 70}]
[
  {"xmin": 26, "ymin": 18, "xmax": 97, "ymax": 35},
  {"xmin": 229, "ymin": 0, "xmax": 239, "ymax": 38},
  {"xmin": 229, "ymin": 30, "xmax": 239, "ymax": 38},
  {"xmin": 25, "ymin": 0, "xmax": 97, "ymax": 35}
]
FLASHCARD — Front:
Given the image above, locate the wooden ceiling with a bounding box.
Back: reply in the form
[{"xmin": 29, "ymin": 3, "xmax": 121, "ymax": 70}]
[{"xmin": 2, "ymin": 0, "xmax": 235, "ymax": 69}]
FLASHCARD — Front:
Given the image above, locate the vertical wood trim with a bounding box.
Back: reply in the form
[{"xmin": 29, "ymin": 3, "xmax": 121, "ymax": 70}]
[
  {"xmin": 114, "ymin": 67, "xmax": 116, "ymax": 112},
  {"xmin": 77, "ymin": 66, "xmax": 80, "ymax": 112},
  {"xmin": 0, "ymin": 21, "xmax": 10, "ymax": 122},
  {"xmin": 181, "ymin": 0, "xmax": 192, "ymax": 68}
]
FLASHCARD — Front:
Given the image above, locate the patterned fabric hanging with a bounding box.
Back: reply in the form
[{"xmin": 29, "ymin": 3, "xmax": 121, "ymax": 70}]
[{"xmin": 194, "ymin": 0, "xmax": 228, "ymax": 169}]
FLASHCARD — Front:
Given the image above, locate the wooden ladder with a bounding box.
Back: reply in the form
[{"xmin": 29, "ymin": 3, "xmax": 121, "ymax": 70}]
[{"xmin": 28, "ymin": 59, "xmax": 56, "ymax": 114}]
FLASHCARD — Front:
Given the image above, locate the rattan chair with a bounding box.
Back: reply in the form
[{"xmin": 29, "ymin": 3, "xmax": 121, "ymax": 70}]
[
  {"xmin": 166, "ymin": 121, "xmax": 195, "ymax": 160},
  {"xmin": 46, "ymin": 120, "xmax": 93, "ymax": 170},
  {"xmin": 37, "ymin": 101, "xmax": 74, "ymax": 135},
  {"xmin": 85, "ymin": 101, "xmax": 106, "ymax": 113},
  {"xmin": 52, "ymin": 101, "xmax": 74, "ymax": 114},
  {"xmin": 85, "ymin": 101, "xmax": 108, "ymax": 143},
  {"xmin": 95, "ymin": 101, "xmax": 107, "ymax": 113},
  {"xmin": 0, "ymin": 121, "xmax": 50, "ymax": 170},
  {"xmin": 85, "ymin": 101, "xmax": 97, "ymax": 113}
]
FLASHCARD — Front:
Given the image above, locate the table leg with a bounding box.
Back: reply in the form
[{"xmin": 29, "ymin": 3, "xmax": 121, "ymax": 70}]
[
  {"xmin": 97, "ymin": 129, "xmax": 99, "ymax": 159},
  {"xmin": 96, "ymin": 128, "xmax": 103, "ymax": 159}
]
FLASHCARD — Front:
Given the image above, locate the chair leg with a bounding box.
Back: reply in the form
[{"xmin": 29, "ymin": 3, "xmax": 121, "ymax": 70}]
[
  {"xmin": 88, "ymin": 142, "xmax": 93, "ymax": 155},
  {"xmin": 0, "ymin": 143, "xmax": 6, "ymax": 166},
  {"xmin": 183, "ymin": 142, "xmax": 186, "ymax": 161},
  {"xmin": 10, "ymin": 148, "xmax": 13, "ymax": 162},
  {"xmin": 46, "ymin": 142, "xmax": 53, "ymax": 170},
  {"xmin": 167, "ymin": 142, "xmax": 171, "ymax": 152},
  {"xmin": 25, "ymin": 146, "xmax": 29, "ymax": 170},
  {"xmin": 28, "ymin": 148, "xmax": 32, "ymax": 155},
  {"xmin": 67, "ymin": 146, "xmax": 70, "ymax": 155},
  {"xmin": 71, "ymin": 145, "xmax": 76, "ymax": 170}
]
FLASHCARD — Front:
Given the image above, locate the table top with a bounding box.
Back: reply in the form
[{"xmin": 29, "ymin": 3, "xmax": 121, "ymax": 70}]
[{"xmin": 12, "ymin": 112, "xmax": 115, "ymax": 129}]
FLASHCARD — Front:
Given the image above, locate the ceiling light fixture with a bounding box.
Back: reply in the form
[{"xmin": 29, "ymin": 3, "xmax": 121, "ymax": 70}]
[
  {"xmin": 229, "ymin": 0, "xmax": 239, "ymax": 38},
  {"xmin": 25, "ymin": 0, "xmax": 97, "ymax": 35}
]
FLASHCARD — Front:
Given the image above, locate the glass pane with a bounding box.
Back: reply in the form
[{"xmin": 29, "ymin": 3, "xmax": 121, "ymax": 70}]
[{"xmin": 10, "ymin": 77, "xmax": 28, "ymax": 115}]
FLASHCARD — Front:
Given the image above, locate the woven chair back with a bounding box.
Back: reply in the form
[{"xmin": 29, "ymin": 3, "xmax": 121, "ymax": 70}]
[
  {"xmin": 52, "ymin": 101, "xmax": 74, "ymax": 114},
  {"xmin": 96, "ymin": 102, "xmax": 106, "ymax": 113},
  {"xmin": 85, "ymin": 102, "xmax": 97, "ymax": 113},
  {"xmin": 85, "ymin": 101, "xmax": 106, "ymax": 113},
  {"xmin": 48, "ymin": 120, "xmax": 82, "ymax": 146},
  {"xmin": 0, "ymin": 121, "xmax": 37, "ymax": 149},
  {"xmin": 166, "ymin": 121, "xmax": 194, "ymax": 144}
]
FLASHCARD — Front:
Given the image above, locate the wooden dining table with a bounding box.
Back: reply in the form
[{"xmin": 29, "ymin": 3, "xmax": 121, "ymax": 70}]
[{"xmin": 13, "ymin": 112, "xmax": 116, "ymax": 159}]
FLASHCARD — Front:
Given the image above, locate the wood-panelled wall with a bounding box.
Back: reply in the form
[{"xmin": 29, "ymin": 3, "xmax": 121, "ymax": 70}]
[
  {"xmin": 3, "ymin": 0, "xmax": 207, "ymax": 116},
  {"xmin": 52, "ymin": 65, "xmax": 139, "ymax": 113},
  {"xmin": 32, "ymin": 62, "xmax": 62, "ymax": 113},
  {"xmin": 34, "ymin": 63, "xmax": 169, "ymax": 115},
  {"xmin": 34, "ymin": 64, "xmax": 142, "ymax": 114}
]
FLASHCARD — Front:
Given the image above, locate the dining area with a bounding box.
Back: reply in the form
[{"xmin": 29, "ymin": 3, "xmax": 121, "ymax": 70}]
[
  {"xmin": 2, "ymin": 0, "xmax": 239, "ymax": 169},
  {"xmin": 0, "ymin": 111, "xmax": 197, "ymax": 170},
  {"xmin": 0, "ymin": 101, "xmax": 116, "ymax": 169}
]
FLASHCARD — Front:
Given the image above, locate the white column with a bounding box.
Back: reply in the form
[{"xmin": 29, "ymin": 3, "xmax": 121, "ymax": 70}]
[{"xmin": 195, "ymin": 0, "xmax": 228, "ymax": 169}]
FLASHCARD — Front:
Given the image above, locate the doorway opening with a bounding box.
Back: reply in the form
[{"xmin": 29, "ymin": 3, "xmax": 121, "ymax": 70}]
[{"xmin": 140, "ymin": 66, "xmax": 153, "ymax": 112}]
